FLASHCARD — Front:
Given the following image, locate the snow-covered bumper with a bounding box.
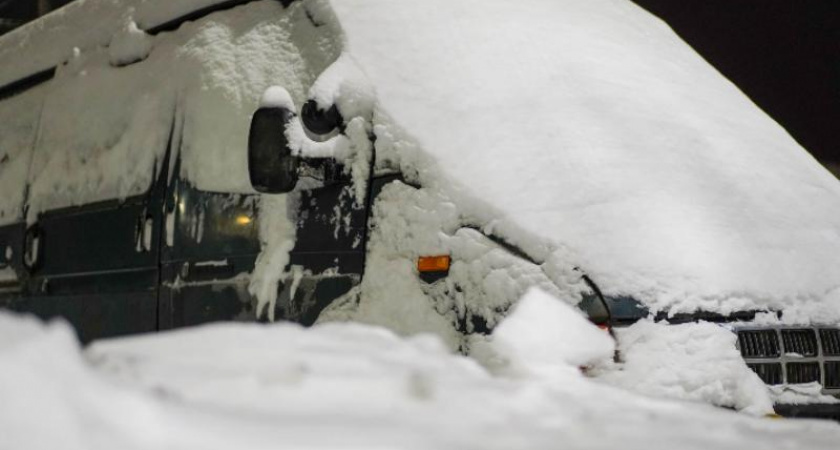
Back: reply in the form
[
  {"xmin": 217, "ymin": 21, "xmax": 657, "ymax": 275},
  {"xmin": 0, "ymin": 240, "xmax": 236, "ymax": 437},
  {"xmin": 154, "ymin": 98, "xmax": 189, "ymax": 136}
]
[
  {"xmin": 735, "ymin": 326, "xmax": 840, "ymax": 420},
  {"xmin": 774, "ymin": 403, "xmax": 840, "ymax": 421}
]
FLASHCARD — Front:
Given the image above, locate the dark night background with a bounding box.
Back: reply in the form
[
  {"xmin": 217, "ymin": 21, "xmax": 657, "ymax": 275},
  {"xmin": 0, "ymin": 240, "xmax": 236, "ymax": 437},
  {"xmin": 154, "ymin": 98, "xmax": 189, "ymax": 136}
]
[
  {"xmin": 1, "ymin": 0, "xmax": 837, "ymax": 174},
  {"xmin": 631, "ymin": 0, "xmax": 839, "ymax": 175}
]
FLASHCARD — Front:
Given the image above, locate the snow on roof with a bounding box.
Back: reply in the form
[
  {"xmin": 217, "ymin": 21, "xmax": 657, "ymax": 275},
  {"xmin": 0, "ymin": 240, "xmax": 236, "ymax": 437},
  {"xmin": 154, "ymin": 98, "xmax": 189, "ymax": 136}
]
[
  {"xmin": 329, "ymin": 0, "xmax": 840, "ymax": 317},
  {"xmin": 0, "ymin": 0, "xmax": 233, "ymax": 89}
]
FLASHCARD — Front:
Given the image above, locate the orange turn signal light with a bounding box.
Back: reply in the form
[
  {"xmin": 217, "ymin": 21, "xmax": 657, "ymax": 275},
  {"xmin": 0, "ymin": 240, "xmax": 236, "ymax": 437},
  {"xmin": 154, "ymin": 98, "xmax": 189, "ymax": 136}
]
[{"xmin": 417, "ymin": 255, "xmax": 451, "ymax": 273}]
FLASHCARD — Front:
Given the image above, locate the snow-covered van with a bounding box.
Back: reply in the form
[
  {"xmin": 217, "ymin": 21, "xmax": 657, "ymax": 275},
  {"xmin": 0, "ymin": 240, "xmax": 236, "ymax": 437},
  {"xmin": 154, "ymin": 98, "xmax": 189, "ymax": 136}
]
[{"xmin": 1, "ymin": 0, "xmax": 839, "ymax": 420}]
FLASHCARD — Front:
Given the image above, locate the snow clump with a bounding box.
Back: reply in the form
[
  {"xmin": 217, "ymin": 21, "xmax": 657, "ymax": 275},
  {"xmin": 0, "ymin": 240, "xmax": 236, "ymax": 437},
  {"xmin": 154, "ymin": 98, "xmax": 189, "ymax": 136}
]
[
  {"xmin": 473, "ymin": 287, "xmax": 615, "ymax": 378},
  {"xmin": 108, "ymin": 19, "xmax": 153, "ymax": 67},
  {"xmin": 596, "ymin": 320, "xmax": 774, "ymax": 416}
]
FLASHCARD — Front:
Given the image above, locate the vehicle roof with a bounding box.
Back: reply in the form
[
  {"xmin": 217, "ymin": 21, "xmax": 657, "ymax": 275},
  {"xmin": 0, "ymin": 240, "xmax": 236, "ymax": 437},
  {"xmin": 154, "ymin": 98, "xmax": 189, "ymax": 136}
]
[{"xmin": 0, "ymin": 0, "xmax": 238, "ymax": 89}]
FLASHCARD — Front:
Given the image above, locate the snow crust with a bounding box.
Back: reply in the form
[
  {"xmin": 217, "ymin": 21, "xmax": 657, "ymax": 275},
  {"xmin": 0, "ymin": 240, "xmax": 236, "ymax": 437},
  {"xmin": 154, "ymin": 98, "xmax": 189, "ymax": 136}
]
[
  {"xmin": 319, "ymin": 181, "xmax": 585, "ymax": 351},
  {"xmin": 175, "ymin": 1, "xmax": 341, "ymax": 193},
  {"xmin": 3, "ymin": 309, "xmax": 840, "ymax": 450},
  {"xmin": 597, "ymin": 320, "xmax": 774, "ymax": 415},
  {"xmin": 326, "ymin": 0, "xmax": 840, "ymax": 319},
  {"xmin": 258, "ymin": 85, "xmax": 295, "ymax": 110},
  {"xmin": 108, "ymin": 19, "xmax": 153, "ymax": 67},
  {"xmin": 26, "ymin": 46, "xmax": 174, "ymax": 218},
  {"xmin": 769, "ymin": 383, "xmax": 840, "ymax": 406},
  {"xmin": 0, "ymin": 0, "xmax": 235, "ymax": 88},
  {"xmin": 0, "ymin": 83, "xmax": 45, "ymax": 225},
  {"xmin": 0, "ymin": 266, "xmax": 17, "ymax": 283},
  {"xmin": 2, "ymin": 1, "xmax": 340, "ymax": 221},
  {"xmin": 478, "ymin": 288, "xmax": 615, "ymax": 377}
]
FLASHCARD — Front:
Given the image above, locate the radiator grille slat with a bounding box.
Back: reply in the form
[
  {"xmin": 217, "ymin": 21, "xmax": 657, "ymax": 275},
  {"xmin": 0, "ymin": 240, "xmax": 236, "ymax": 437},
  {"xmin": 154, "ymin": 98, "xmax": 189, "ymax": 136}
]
[
  {"xmin": 738, "ymin": 330, "xmax": 780, "ymax": 358},
  {"xmin": 747, "ymin": 363, "xmax": 783, "ymax": 385},
  {"xmin": 821, "ymin": 329, "xmax": 840, "ymax": 356},
  {"xmin": 825, "ymin": 362, "xmax": 840, "ymax": 389},
  {"xmin": 781, "ymin": 329, "xmax": 818, "ymax": 357},
  {"xmin": 786, "ymin": 362, "xmax": 821, "ymax": 385},
  {"xmin": 737, "ymin": 327, "xmax": 840, "ymax": 393}
]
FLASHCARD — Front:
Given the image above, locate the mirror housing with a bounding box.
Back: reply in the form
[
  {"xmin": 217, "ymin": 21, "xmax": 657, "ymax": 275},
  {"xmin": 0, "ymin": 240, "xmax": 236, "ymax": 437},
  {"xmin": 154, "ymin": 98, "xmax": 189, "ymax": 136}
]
[
  {"xmin": 248, "ymin": 106, "xmax": 300, "ymax": 193},
  {"xmin": 301, "ymin": 100, "xmax": 343, "ymax": 136}
]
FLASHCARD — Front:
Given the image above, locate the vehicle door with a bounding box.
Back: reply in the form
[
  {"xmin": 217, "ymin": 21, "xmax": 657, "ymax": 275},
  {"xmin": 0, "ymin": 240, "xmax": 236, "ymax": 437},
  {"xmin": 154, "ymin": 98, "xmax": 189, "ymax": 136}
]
[
  {"xmin": 15, "ymin": 55, "xmax": 175, "ymax": 343},
  {"xmin": 158, "ymin": 156, "xmax": 371, "ymax": 328},
  {"xmin": 247, "ymin": 99, "xmax": 374, "ymax": 325},
  {"xmin": 157, "ymin": 166, "xmax": 262, "ymax": 329},
  {"xmin": 0, "ymin": 80, "xmax": 48, "ymax": 310},
  {"xmin": 281, "ymin": 166, "xmax": 371, "ymax": 325}
]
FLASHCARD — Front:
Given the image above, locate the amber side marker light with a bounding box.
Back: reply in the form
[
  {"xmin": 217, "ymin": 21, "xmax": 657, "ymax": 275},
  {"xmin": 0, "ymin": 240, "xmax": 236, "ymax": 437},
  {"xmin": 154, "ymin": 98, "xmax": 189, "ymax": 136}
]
[{"xmin": 417, "ymin": 255, "xmax": 451, "ymax": 273}]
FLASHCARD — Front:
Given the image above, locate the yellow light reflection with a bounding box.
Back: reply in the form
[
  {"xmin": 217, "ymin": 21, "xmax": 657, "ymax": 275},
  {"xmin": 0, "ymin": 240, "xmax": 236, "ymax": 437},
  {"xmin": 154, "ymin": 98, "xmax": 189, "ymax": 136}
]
[{"xmin": 235, "ymin": 215, "xmax": 253, "ymax": 226}]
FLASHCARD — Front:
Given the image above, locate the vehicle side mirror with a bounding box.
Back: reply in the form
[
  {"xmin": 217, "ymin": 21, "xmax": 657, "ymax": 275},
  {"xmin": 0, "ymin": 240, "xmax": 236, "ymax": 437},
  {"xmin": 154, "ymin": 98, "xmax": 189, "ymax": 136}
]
[
  {"xmin": 248, "ymin": 107, "xmax": 300, "ymax": 193},
  {"xmin": 301, "ymin": 100, "xmax": 343, "ymax": 136}
]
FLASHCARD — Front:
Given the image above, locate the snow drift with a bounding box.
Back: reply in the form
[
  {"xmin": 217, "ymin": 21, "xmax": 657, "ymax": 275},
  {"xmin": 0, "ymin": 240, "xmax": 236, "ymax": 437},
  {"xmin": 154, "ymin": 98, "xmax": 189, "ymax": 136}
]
[{"xmin": 4, "ymin": 302, "xmax": 840, "ymax": 450}]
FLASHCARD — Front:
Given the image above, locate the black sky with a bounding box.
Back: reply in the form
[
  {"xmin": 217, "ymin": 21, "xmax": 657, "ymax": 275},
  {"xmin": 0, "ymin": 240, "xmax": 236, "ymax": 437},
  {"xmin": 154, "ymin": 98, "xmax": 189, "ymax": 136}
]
[{"xmin": 630, "ymin": 0, "xmax": 839, "ymax": 165}]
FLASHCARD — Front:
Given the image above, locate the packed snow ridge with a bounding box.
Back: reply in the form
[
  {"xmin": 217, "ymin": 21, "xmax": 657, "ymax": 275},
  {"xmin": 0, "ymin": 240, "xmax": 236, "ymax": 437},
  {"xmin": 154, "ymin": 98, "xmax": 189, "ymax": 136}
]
[{"xmin": 3, "ymin": 291, "xmax": 840, "ymax": 450}]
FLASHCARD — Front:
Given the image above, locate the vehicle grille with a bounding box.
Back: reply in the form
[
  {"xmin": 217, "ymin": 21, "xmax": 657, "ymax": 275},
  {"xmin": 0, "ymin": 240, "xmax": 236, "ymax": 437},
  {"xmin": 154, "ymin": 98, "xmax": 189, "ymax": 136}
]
[
  {"xmin": 738, "ymin": 330, "xmax": 780, "ymax": 358},
  {"xmin": 821, "ymin": 329, "xmax": 840, "ymax": 356},
  {"xmin": 787, "ymin": 362, "xmax": 821, "ymax": 384},
  {"xmin": 747, "ymin": 363, "xmax": 783, "ymax": 385},
  {"xmin": 825, "ymin": 362, "xmax": 840, "ymax": 389},
  {"xmin": 781, "ymin": 329, "xmax": 818, "ymax": 357},
  {"xmin": 737, "ymin": 327, "xmax": 840, "ymax": 394}
]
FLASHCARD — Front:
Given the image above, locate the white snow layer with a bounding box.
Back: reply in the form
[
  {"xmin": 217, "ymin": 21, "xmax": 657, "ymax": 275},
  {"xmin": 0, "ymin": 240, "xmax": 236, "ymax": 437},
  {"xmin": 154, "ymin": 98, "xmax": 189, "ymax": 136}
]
[
  {"xmin": 0, "ymin": 0, "xmax": 235, "ymax": 88},
  {"xmin": 597, "ymin": 320, "xmax": 774, "ymax": 415},
  {"xmin": 2, "ymin": 1, "xmax": 340, "ymax": 221},
  {"xmin": 0, "ymin": 266, "xmax": 17, "ymax": 283},
  {"xmin": 477, "ymin": 288, "xmax": 615, "ymax": 377},
  {"xmin": 4, "ymin": 307, "xmax": 840, "ymax": 450},
  {"xmin": 0, "ymin": 82, "xmax": 46, "ymax": 225},
  {"xmin": 3, "ymin": 0, "xmax": 840, "ymax": 320},
  {"xmin": 326, "ymin": 0, "xmax": 840, "ymax": 319},
  {"xmin": 108, "ymin": 19, "xmax": 153, "ymax": 67}
]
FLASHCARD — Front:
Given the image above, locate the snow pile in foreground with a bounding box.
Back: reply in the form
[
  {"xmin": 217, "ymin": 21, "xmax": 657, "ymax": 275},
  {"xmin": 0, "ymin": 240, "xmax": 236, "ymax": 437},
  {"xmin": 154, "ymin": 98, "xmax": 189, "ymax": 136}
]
[
  {"xmin": 476, "ymin": 288, "xmax": 615, "ymax": 377},
  {"xmin": 3, "ymin": 294, "xmax": 840, "ymax": 450},
  {"xmin": 596, "ymin": 320, "xmax": 774, "ymax": 415}
]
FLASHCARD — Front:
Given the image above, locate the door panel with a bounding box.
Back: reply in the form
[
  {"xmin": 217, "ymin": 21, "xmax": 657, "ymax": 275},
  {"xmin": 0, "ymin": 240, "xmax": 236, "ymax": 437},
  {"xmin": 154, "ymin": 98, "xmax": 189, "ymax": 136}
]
[
  {"xmin": 21, "ymin": 189, "xmax": 165, "ymax": 342},
  {"xmin": 34, "ymin": 198, "xmax": 157, "ymax": 276},
  {"xmin": 279, "ymin": 181, "xmax": 369, "ymax": 323},
  {"xmin": 0, "ymin": 223, "xmax": 24, "ymax": 308},
  {"xmin": 159, "ymin": 177, "xmax": 261, "ymax": 329},
  {"xmin": 160, "ymin": 173, "xmax": 372, "ymax": 328},
  {"xmin": 290, "ymin": 182, "xmax": 368, "ymax": 274}
]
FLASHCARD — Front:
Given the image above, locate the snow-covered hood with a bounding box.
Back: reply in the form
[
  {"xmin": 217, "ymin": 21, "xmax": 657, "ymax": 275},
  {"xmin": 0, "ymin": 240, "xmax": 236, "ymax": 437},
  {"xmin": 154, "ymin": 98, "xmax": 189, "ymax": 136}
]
[{"xmin": 325, "ymin": 0, "xmax": 840, "ymax": 321}]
